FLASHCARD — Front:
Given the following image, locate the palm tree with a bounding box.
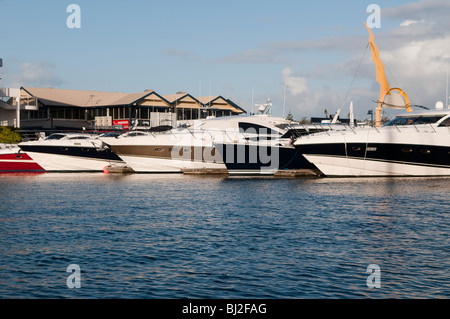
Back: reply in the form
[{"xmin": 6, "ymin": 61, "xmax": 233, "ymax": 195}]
[{"xmin": 285, "ymin": 111, "xmax": 294, "ymax": 121}]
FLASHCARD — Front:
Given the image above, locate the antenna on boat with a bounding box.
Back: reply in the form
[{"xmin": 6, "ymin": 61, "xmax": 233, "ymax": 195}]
[
  {"xmin": 251, "ymin": 87, "xmax": 254, "ymax": 115},
  {"xmin": 283, "ymin": 81, "xmax": 286, "ymax": 118},
  {"xmin": 446, "ymin": 66, "xmax": 449, "ymax": 109},
  {"xmin": 349, "ymin": 101, "xmax": 355, "ymax": 127}
]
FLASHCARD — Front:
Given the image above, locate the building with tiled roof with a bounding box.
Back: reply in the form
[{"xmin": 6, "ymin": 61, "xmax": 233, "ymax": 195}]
[{"xmin": 0, "ymin": 87, "xmax": 246, "ymax": 130}]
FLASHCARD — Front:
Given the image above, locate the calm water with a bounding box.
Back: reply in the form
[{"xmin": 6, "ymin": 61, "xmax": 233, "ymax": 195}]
[{"xmin": 0, "ymin": 173, "xmax": 449, "ymax": 299}]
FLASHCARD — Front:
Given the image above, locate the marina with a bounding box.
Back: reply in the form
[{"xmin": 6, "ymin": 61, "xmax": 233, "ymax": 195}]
[
  {"xmin": 1, "ymin": 1, "xmax": 450, "ymax": 303},
  {"xmin": 3, "ymin": 22, "xmax": 448, "ymax": 178}
]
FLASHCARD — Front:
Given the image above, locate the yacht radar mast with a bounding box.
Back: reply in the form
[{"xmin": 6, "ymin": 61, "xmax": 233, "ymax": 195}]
[{"xmin": 255, "ymin": 98, "xmax": 272, "ymax": 115}]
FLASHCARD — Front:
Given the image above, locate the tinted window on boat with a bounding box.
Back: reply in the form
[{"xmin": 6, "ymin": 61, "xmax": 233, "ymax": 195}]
[
  {"xmin": 45, "ymin": 134, "xmax": 66, "ymax": 140},
  {"xmin": 438, "ymin": 117, "xmax": 450, "ymax": 127},
  {"xmin": 384, "ymin": 116, "xmax": 444, "ymax": 126},
  {"xmin": 238, "ymin": 122, "xmax": 280, "ymax": 136},
  {"xmin": 127, "ymin": 132, "xmax": 146, "ymax": 137},
  {"xmin": 68, "ymin": 136, "xmax": 89, "ymax": 140},
  {"xmin": 274, "ymin": 123, "xmax": 289, "ymax": 130},
  {"xmin": 99, "ymin": 133, "xmax": 122, "ymax": 138}
]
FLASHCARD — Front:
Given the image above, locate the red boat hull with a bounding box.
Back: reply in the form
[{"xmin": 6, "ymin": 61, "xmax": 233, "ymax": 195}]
[{"xmin": 0, "ymin": 152, "xmax": 46, "ymax": 173}]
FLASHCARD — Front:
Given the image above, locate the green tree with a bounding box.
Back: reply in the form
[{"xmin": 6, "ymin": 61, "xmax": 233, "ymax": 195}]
[
  {"xmin": 0, "ymin": 127, "xmax": 22, "ymax": 144},
  {"xmin": 298, "ymin": 117, "xmax": 310, "ymax": 124},
  {"xmin": 285, "ymin": 111, "xmax": 294, "ymax": 121}
]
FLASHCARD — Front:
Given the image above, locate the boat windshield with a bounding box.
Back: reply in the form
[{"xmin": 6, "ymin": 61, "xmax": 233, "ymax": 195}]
[
  {"xmin": 274, "ymin": 123, "xmax": 290, "ymax": 130},
  {"xmin": 45, "ymin": 134, "xmax": 66, "ymax": 140},
  {"xmin": 67, "ymin": 136, "xmax": 90, "ymax": 140},
  {"xmin": 125, "ymin": 132, "xmax": 147, "ymax": 137},
  {"xmin": 238, "ymin": 122, "xmax": 280, "ymax": 136},
  {"xmin": 384, "ymin": 116, "xmax": 444, "ymax": 126},
  {"xmin": 99, "ymin": 132, "xmax": 122, "ymax": 138}
]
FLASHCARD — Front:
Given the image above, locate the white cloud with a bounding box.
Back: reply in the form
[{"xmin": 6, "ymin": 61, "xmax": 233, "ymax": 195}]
[
  {"xmin": 20, "ymin": 62, "xmax": 58, "ymax": 84},
  {"xmin": 282, "ymin": 67, "xmax": 309, "ymax": 96},
  {"xmin": 2, "ymin": 61, "xmax": 62, "ymax": 88},
  {"xmin": 400, "ymin": 19, "xmax": 426, "ymax": 27},
  {"xmin": 377, "ymin": 36, "xmax": 450, "ymax": 106},
  {"xmin": 282, "ymin": 0, "xmax": 450, "ymax": 118}
]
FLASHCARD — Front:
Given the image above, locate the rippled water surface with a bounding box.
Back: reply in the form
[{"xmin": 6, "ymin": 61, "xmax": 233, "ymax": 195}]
[{"xmin": 0, "ymin": 173, "xmax": 449, "ymax": 298}]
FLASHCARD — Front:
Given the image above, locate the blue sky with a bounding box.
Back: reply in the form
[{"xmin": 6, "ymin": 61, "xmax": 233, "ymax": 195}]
[{"xmin": 1, "ymin": 0, "xmax": 449, "ymax": 120}]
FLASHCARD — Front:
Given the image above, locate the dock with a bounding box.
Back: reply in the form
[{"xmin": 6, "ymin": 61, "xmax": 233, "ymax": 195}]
[
  {"xmin": 182, "ymin": 168, "xmax": 229, "ymax": 175},
  {"xmin": 273, "ymin": 169, "xmax": 322, "ymax": 178},
  {"xmin": 103, "ymin": 165, "xmax": 135, "ymax": 174},
  {"xmin": 183, "ymin": 168, "xmax": 322, "ymax": 177},
  {"xmin": 102, "ymin": 166, "xmax": 321, "ymax": 177}
]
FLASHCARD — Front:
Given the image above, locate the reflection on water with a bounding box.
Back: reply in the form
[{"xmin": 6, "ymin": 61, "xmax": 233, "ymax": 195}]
[{"xmin": 0, "ymin": 174, "xmax": 449, "ymax": 298}]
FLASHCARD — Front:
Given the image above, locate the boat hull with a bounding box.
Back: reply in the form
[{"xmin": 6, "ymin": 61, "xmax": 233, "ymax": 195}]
[
  {"xmin": 109, "ymin": 144, "xmax": 226, "ymax": 173},
  {"xmin": 21, "ymin": 150, "xmax": 123, "ymax": 172},
  {"xmin": 302, "ymin": 153, "xmax": 450, "ymax": 177},
  {"xmin": 18, "ymin": 143, "xmax": 124, "ymax": 172},
  {"xmin": 117, "ymin": 154, "xmax": 226, "ymax": 173},
  {"xmin": 0, "ymin": 146, "xmax": 45, "ymax": 173},
  {"xmin": 295, "ymin": 128, "xmax": 450, "ymax": 177},
  {"xmin": 215, "ymin": 142, "xmax": 316, "ymax": 175},
  {"xmin": 0, "ymin": 152, "xmax": 46, "ymax": 173}
]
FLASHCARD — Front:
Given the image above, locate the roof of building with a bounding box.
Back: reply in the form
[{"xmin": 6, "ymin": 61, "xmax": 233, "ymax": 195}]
[
  {"xmin": 20, "ymin": 87, "xmax": 246, "ymax": 113},
  {"xmin": 162, "ymin": 92, "xmax": 200, "ymax": 104},
  {"xmin": 22, "ymin": 87, "xmax": 153, "ymax": 108}
]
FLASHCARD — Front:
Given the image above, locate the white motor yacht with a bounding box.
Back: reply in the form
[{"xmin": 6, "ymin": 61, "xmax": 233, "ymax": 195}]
[
  {"xmin": 100, "ymin": 114, "xmax": 307, "ymax": 174},
  {"xmin": 294, "ymin": 109, "xmax": 450, "ymax": 177},
  {"xmin": 18, "ymin": 132, "xmax": 125, "ymax": 172}
]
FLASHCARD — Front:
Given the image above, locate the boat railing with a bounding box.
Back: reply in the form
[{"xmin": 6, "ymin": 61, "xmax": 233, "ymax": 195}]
[
  {"xmin": 294, "ymin": 123, "xmax": 363, "ymax": 138},
  {"xmin": 0, "ymin": 143, "xmax": 17, "ymax": 150},
  {"xmin": 182, "ymin": 127, "xmax": 283, "ymax": 143},
  {"xmin": 390, "ymin": 124, "xmax": 442, "ymax": 134},
  {"xmin": 429, "ymin": 124, "xmax": 437, "ymax": 133},
  {"xmin": 18, "ymin": 128, "xmax": 127, "ymax": 142}
]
